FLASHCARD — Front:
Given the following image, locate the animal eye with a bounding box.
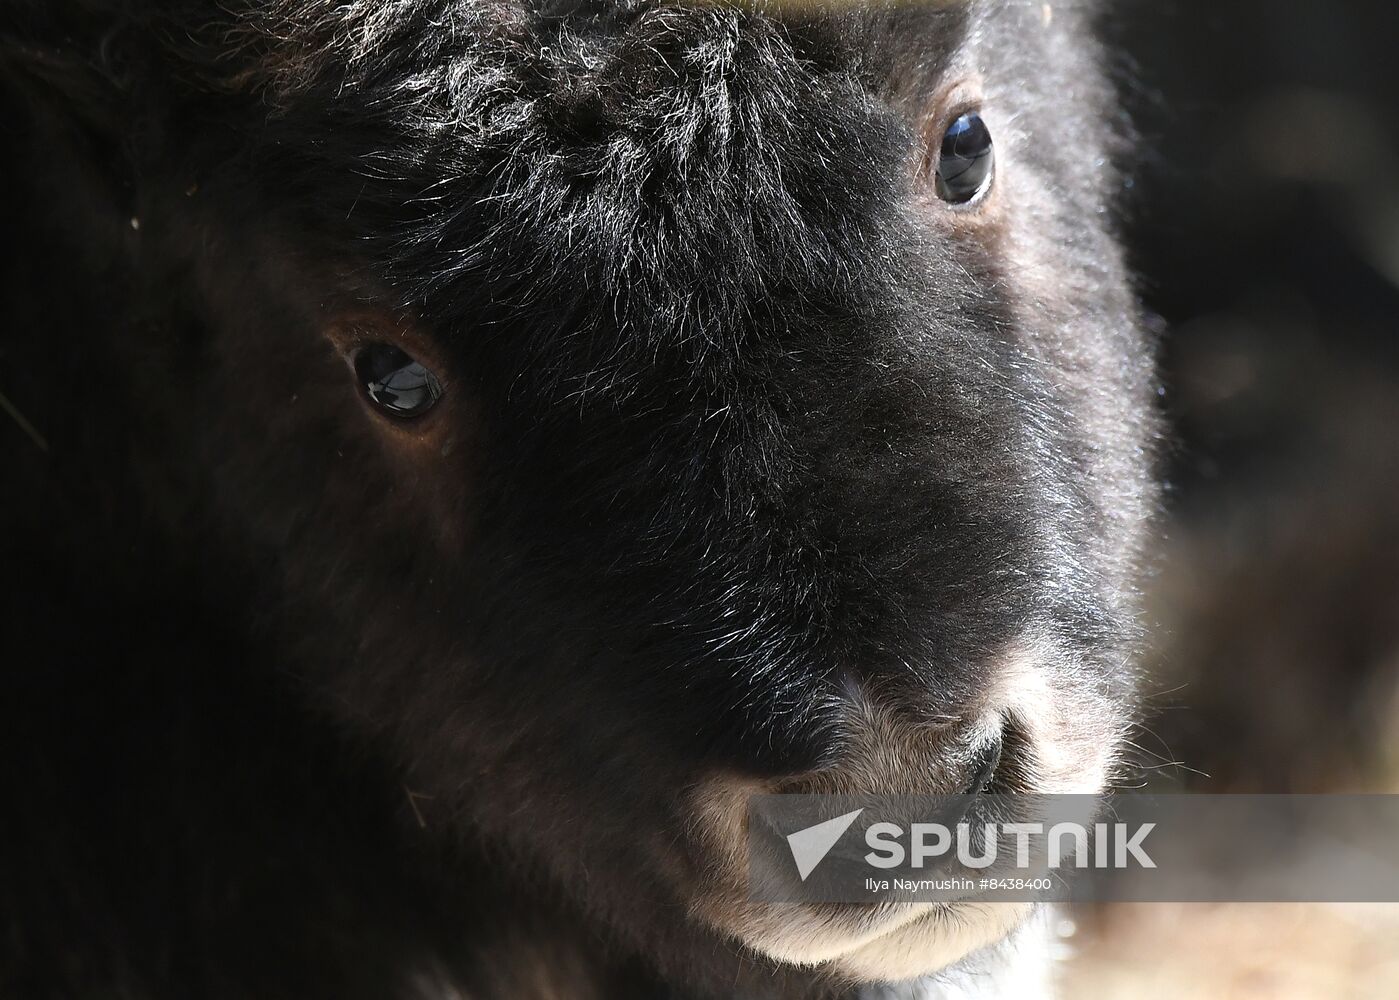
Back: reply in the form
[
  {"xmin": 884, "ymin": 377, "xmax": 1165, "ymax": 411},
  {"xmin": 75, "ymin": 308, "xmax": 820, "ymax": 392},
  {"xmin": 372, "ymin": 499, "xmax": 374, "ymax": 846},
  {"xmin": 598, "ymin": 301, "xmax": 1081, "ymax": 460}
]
[
  {"xmin": 353, "ymin": 343, "xmax": 443, "ymax": 419},
  {"xmin": 935, "ymin": 111, "xmax": 995, "ymax": 205}
]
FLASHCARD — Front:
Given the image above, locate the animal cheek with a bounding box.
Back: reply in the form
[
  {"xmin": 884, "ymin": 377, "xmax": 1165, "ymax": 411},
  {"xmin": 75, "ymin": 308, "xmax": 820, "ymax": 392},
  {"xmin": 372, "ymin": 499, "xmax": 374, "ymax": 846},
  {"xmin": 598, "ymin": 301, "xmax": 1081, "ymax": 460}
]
[{"xmin": 364, "ymin": 421, "xmax": 483, "ymax": 556}]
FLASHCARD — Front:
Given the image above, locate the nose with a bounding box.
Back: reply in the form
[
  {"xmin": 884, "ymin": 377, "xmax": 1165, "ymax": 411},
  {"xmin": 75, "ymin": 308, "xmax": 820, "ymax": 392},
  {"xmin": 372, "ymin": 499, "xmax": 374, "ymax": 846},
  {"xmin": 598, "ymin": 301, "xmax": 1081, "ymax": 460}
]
[{"xmin": 775, "ymin": 690, "xmax": 1016, "ymax": 799}]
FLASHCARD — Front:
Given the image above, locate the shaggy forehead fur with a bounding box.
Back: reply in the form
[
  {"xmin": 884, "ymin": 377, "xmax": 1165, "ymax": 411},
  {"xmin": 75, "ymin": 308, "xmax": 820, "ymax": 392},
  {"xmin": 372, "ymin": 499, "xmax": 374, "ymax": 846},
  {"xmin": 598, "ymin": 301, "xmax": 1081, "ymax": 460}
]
[{"xmin": 245, "ymin": 1, "xmax": 947, "ymax": 366}]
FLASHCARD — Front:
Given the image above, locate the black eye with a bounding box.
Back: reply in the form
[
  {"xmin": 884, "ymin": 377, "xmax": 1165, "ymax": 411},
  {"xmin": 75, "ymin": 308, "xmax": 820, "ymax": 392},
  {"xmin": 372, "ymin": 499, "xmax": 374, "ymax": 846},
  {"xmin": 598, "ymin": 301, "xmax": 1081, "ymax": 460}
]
[
  {"xmin": 935, "ymin": 111, "xmax": 995, "ymax": 204},
  {"xmin": 353, "ymin": 343, "xmax": 443, "ymax": 419}
]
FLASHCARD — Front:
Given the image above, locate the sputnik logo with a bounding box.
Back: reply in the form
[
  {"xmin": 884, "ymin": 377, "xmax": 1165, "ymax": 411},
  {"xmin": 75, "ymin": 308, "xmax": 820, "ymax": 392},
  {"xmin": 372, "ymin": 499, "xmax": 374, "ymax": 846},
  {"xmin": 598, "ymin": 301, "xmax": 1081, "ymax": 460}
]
[{"xmin": 786, "ymin": 808, "xmax": 864, "ymax": 881}]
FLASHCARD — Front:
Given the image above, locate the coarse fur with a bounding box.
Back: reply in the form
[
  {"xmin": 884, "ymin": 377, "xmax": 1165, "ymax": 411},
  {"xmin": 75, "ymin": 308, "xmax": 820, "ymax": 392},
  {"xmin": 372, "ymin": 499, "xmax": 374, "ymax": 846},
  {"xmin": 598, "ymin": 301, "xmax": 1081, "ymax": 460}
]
[{"xmin": 0, "ymin": 1, "xmax": 1157, "ymax": 997}]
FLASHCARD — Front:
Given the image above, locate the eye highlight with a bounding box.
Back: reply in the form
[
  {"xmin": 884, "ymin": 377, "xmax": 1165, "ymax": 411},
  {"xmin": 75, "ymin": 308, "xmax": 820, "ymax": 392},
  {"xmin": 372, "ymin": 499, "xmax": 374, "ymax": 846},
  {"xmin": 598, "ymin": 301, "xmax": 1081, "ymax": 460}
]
[
  {"xmin": 353, "ymin": 343, "xmax": 443, "ymax": 419},
  {"xmin": 935, "ymin": 111, "xmax": 995, "ymax": 205}
]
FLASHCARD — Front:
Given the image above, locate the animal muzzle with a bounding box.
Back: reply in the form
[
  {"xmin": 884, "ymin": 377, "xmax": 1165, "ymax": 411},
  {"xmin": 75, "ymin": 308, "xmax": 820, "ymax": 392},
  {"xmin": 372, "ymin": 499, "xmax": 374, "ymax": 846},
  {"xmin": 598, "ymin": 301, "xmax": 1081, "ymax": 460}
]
[{"xmin": 678, "ymin": 630, "xmax": 1124, "ymax": 980}]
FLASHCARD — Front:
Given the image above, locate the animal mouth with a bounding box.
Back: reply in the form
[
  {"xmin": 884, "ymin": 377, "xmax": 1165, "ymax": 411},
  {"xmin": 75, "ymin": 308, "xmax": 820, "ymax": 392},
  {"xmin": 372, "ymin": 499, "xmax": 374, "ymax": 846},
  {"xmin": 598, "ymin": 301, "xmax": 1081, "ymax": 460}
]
[
  {"xmin": 685, "ymin": 711, "xmax": 1047, "ymax": 979},
  {"xmin": 712, "ymin": 893, "xmax": 1035, "ymax": 982},
  {"xmin": 822, "ymin": 898, "xmax": 1035, "ymax": 981},
  {"xmin": 686, "ymin": 635, "xmax": 1122, "ymax": 980}
]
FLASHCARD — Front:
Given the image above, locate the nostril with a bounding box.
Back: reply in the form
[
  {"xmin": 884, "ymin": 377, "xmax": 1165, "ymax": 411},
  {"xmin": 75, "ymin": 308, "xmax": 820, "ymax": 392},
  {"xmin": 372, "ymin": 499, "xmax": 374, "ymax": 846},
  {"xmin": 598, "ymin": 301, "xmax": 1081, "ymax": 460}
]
[
  {"xmin": 985, "ymin": 713, "xmax": 1035, "ymax": 794},
  {"xmin": 960, "ymin": 728, "xmax": 1004, "ymax": 796}
]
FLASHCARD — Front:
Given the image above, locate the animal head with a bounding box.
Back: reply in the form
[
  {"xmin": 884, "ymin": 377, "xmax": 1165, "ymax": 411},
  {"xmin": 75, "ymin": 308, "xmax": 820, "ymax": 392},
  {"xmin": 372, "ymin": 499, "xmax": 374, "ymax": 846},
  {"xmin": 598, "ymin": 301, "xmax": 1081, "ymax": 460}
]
[{"xmin": 2, "ymin": 0, "xmax": 1155, "ymax": 988}]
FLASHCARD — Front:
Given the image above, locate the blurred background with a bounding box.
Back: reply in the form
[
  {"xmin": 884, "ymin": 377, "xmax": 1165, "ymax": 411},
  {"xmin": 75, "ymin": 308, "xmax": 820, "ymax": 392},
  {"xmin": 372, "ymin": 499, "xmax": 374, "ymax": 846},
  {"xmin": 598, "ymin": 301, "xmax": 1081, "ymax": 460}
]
[{"xmin": 1065, "ymin": 2, "xmax": 1399, "ymax": 995}]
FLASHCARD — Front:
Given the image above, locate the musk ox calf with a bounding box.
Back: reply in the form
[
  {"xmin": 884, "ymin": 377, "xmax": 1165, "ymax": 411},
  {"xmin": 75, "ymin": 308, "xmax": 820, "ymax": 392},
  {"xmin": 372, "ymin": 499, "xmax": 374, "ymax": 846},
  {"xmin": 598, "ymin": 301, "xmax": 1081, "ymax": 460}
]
[{"xmin": 0, "ymin": 0, "xmax": 1155, "ymax": 996}]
